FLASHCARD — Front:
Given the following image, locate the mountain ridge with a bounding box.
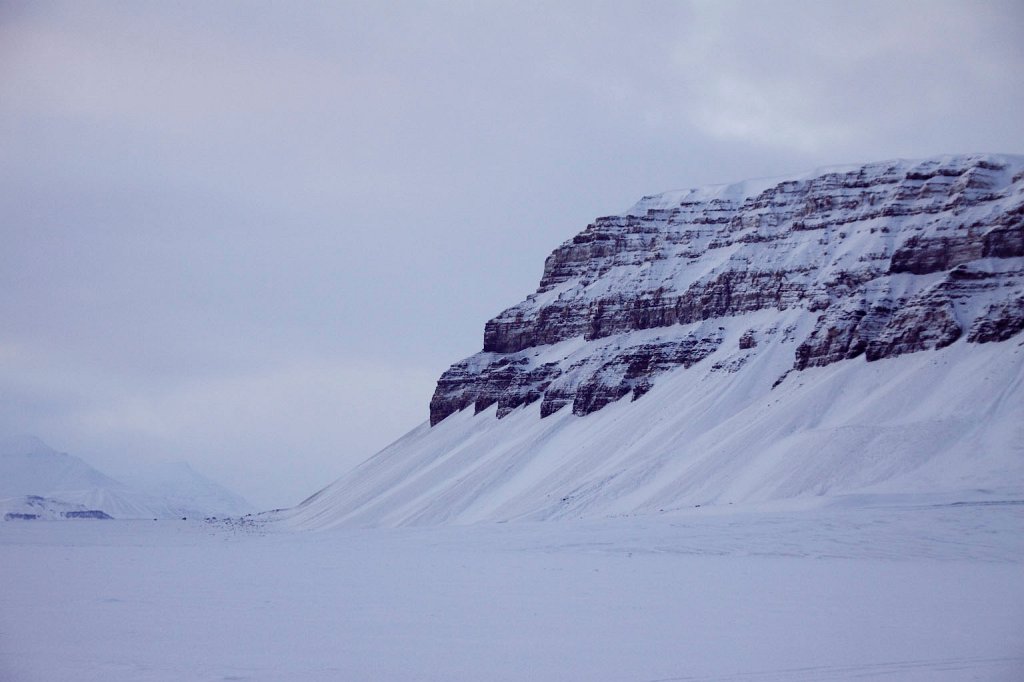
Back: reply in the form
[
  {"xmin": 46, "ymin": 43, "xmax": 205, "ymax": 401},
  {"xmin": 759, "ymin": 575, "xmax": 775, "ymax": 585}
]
[
  {"xmin": 0, "ymin": 435, "xmax": 253, "ymax": 519},
  {"xmin": 432, "ymin": 152, "xmax": 1023, "ymax": 424},
  {"xmin": 287, "ymin": 153, "xmax": 1024, "ymax": 529}
]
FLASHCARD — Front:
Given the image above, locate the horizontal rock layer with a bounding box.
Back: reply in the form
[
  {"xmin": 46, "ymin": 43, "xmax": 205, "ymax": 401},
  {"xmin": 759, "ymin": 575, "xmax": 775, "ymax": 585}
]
[{"xmin": 431, "ymin": 154, "xmax": 1024, "ymax": 425}]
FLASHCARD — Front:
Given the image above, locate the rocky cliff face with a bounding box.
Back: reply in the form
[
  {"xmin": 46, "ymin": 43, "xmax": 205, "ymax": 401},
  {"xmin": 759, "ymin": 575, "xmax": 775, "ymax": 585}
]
[{"xmin": 431, "ymin": 154, "xmax": 1024, "ymax": 426}]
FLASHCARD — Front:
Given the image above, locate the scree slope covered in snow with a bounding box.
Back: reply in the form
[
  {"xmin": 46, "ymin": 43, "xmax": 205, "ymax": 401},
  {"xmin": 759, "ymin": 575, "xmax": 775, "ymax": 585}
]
[{"xmin": 288, "ymin": 153, "xmax": 1024, "ymax": 529}]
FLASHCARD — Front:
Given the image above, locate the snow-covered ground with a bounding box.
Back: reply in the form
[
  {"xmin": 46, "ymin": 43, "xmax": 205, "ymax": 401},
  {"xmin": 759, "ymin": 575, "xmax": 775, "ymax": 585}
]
[{"xmin": 2, "ymin": 493, "xmax": 1022, "ymax": 681}]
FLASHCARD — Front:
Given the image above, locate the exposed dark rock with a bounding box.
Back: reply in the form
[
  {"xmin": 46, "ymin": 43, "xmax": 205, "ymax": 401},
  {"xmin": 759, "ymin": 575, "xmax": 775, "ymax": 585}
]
[
  {"xmin": 62, "ymin": 510, "xmax": 113, "ymax": 520},
  {"xmin": 569, "ymin": 333, "xmax": 722, "ymax": 416},
  {"xmin": 982, "ymin": 219, "xmax": 1024, "ymax": 259},
  {"xmin": 889, "ymin": 234, "xmax": 982, "ymax": 275},
  {"xmin": 430, "ymin": 154, "xmax": 1024, "ymax": 425},
  {"xmin": 865, "ymin": 290, "xmax": 962, "ymax": 360},
  {"xmin": 968, "ymin": 295, "xmax": 1024, "ymax": 343},
  {"xmin": 795, "ymin": 307, "xmax": 869, "ymax": 370},
  {"xmin": 430, "ymin": 358, "xmax": 562, "ymax": 426},
  {"xmin": 486, "ymin": 269, "xmax": 809, "ymax": 354}
]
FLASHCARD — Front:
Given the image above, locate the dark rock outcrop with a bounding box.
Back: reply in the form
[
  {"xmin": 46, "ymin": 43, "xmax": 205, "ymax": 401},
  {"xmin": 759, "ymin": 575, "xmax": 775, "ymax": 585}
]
[
  {"xmin": 430, "ymin": 332, "xmax": 722, "ymax": 424},
  {"xmin": 968, "ymin": 295, "xmax": 1024, "ymax": 343},
  {"xmin": 795, "ymin": 306, "xmax": 871, "ymax": 370},
  {"xmin": 62, "ymin": 510, "xmax": 114, "ymax": 520},
  {"xmin": 431, "ymin": 154, "xmax": 1024, "ymax": 425},
  {"xmin": 864, "ymin": 289, "xmax": 963, "ymax": 360},
  {"xmin": 430, "ymin": 358, "xmax": 562, "ymax": 425},
  {"xmin": 567, "ymin": 333, "xmax": 722, "ymax": 416}
]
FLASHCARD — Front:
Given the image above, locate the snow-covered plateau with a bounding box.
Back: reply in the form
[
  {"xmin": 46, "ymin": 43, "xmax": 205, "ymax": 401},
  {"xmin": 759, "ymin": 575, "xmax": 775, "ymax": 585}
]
[{"xmin": 3, "ymin": 154, "xmax": 1022, "ymax": 680}]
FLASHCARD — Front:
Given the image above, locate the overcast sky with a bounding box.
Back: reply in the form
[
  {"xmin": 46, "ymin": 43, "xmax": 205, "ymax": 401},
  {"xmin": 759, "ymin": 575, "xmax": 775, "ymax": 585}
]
[{"xmin": 2, "ymin": 1, "xmax": 1022, "ymax": 508}]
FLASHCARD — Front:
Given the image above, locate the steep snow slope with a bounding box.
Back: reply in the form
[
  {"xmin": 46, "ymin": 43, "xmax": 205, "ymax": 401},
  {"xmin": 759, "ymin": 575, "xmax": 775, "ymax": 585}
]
[
  {"xmin": 289, "ymin": 332, "xmax": 1023, "ymax": 529},
  {"xmin": 288, "ymin": 154, "xmax": 1024, "ymax": 529}
]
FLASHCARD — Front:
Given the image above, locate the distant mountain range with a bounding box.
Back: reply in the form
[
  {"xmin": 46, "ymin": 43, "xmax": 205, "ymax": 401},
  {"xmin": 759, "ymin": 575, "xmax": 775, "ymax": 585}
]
[
  {"xmin": 0, "ymin": 435, "xmax": 253, "ymax": 520},
  {"xmin": 285, "ymin": 153, "xmax": 1024, "ymax": 529}
]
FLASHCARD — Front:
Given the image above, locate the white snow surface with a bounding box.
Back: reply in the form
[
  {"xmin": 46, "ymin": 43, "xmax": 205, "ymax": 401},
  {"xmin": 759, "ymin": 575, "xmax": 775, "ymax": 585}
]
[
  {"xmin": 286, "ymin": 328, "xmax": 1024, "ymax": 530},
  {"xmin": 626, "ymin": 153, "xmax": 1024, "ymax": 215},
  {"xmin": 2, "ymin": 499, "xmax": 1022, "ymax": 680}
]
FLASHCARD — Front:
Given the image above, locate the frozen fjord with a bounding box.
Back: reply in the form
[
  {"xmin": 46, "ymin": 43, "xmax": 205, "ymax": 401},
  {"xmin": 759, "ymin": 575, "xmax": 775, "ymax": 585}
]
[{"xmin": 2, "ymin": 494, "xmax": 1023, "ymax": 681}]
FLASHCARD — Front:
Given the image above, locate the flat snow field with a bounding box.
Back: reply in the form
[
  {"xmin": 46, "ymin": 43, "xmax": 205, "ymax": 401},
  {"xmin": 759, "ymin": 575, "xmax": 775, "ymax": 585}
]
[{"xmin": 2, "ymin": 494, "xmax": 1023, "ymax": 681}]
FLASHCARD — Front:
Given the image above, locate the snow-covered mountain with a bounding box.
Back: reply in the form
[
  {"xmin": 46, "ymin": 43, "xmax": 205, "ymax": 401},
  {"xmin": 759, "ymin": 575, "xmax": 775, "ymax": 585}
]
[
  {"xmin": 117, "ymin": 460, "xmax": 253, "ymax": 518},
  {"xmin": 0, "ymin": 435, "xmax": 125, "ymax": 498},
  {"xmin": 0, "ymin": 435, "xmax": 253, "ymax": 519},
  {"xmin": 287, "ymin": 153, "xmax": 1024, "ymax": 529},
  {"xmin": 2, "ymin": 495, "xmax": 114, "ymax": 521}
]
